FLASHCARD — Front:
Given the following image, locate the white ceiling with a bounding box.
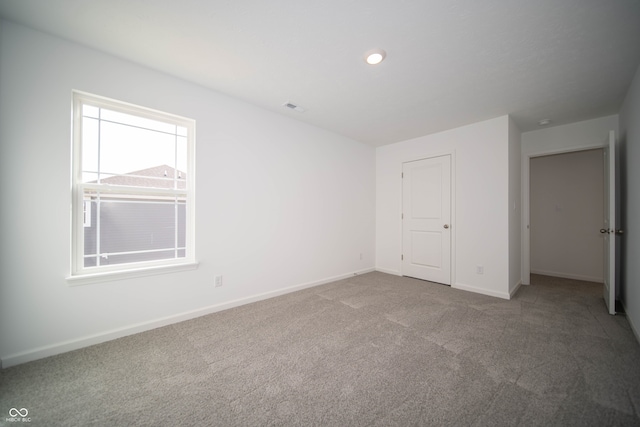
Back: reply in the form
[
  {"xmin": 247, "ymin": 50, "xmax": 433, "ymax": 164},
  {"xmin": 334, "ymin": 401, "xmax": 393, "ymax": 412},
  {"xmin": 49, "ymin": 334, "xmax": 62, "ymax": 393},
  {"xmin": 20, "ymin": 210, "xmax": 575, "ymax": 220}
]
[{"xmin": 1, "ymin": 0, "xmax": 639, "ymax": 146}]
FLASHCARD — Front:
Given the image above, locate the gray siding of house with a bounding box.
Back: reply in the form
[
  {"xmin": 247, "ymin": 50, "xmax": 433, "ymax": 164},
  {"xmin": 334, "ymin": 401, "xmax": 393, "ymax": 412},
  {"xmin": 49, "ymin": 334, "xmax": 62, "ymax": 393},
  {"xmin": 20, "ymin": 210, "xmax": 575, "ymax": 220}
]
[{"xmin": 84, "ymin": 200, "xmax": 186, "ymax": 267}]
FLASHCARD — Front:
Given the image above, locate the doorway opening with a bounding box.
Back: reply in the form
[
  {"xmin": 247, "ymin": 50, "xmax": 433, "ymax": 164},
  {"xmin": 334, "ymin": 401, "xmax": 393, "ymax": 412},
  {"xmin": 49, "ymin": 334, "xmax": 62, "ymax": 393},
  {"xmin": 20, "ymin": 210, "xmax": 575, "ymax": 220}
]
[{"xmin": 529, "ymin": 148, "xmax": 605, "ymax": 283}]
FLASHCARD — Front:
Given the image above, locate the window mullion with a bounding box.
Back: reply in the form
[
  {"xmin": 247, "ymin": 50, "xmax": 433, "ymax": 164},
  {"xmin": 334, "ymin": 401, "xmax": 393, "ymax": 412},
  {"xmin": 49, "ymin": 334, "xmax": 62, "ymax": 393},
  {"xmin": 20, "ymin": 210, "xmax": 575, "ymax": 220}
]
[
  {"xmin": 96, "ymin": 192, "xmax": 102, "ymax": 267},
  {"xmin": 97, "ymin": 106, "xmax": 102, "ymax": 183},
  {"xmin": 174, "ymin": 128, "xmax": 179, "ymax": 259},
  {"xmin": 95, "ymin": 106, "xmax": 102, "ymax": 266},
  {"xmin": 174, "ymin": 196, "xmax": 179, "ymax": 259}
]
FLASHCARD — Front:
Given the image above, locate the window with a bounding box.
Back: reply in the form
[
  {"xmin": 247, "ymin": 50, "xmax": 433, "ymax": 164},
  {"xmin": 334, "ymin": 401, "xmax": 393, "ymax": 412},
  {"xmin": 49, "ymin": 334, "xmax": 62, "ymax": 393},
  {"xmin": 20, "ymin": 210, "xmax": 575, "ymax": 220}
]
[{"xmin": 70, "ymin": 91, "xmax": 196, "ymax": 283}]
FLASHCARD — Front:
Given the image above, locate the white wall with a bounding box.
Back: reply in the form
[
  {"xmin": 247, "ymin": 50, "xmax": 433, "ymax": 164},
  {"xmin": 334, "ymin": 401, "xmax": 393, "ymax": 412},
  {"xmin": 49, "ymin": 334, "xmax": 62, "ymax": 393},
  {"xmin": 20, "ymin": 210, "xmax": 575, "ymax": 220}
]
[
  {"xmin": 530, "ymin": 150, "xmax": 604, "ymax": 282},
  {"xmin": 521, "ymin": 115, "xmax": 619, "ymax": 284},
  {"xmin": 508, "ymin": 118, "xmax": 522, "ymax": 295},
  {"xmin": 376, "ymin": 116, "xmax": 512, "ymax": 299},
  {"xmin": 619, "ymin": 63, "xmax": 640, "ymax": 341},
  {"xmin": 0, "ymin": 21, "xmax": 376, "ymax": 367}
]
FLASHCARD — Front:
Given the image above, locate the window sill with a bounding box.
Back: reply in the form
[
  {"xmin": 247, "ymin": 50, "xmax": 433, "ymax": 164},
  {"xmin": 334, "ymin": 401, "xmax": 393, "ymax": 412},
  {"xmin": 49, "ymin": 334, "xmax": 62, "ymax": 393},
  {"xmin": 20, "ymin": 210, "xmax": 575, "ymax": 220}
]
[{"xmin": 66, "ymin": 261, "xmax": 199, "ymax": 286}]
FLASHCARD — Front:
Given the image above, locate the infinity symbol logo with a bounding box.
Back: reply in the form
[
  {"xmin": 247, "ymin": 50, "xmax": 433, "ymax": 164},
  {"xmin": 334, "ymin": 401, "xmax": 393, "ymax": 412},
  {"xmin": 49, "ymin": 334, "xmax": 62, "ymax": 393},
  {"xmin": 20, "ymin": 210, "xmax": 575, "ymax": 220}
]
[{"xmin": 9, "ymin": 408, "xmax": 28, "ymax": 417}]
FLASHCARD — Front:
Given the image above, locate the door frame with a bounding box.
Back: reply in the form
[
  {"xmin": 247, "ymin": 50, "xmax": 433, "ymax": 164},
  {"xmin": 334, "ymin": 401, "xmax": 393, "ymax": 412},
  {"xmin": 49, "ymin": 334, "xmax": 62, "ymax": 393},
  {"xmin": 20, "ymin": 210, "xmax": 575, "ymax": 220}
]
[
  {"xmin": 604, "ymin": 130, "xmax": 617, "ymax": 314},
  {"xmin": 401, "ymin": 151, "xmax": 456, "ymax": 285},
  {"xmin": 522, "ymin": 143, "xmax": 609, "ymax": 285}
]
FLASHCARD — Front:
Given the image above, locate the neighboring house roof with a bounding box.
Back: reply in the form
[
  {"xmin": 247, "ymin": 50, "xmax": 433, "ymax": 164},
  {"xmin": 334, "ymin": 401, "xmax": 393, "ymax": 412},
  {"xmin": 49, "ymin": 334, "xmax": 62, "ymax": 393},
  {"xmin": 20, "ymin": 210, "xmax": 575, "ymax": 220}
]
[{"xmin": 98, "ymin": 164, "xmax": 186, "ymax": 189}]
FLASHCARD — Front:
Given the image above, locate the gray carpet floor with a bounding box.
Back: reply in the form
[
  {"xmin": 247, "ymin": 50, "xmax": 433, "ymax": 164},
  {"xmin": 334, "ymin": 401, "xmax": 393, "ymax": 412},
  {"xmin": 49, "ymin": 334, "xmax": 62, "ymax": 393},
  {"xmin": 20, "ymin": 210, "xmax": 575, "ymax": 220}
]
[{"xmin": 1, "ymin": 272, "xmax": 639, "ymax": 426}]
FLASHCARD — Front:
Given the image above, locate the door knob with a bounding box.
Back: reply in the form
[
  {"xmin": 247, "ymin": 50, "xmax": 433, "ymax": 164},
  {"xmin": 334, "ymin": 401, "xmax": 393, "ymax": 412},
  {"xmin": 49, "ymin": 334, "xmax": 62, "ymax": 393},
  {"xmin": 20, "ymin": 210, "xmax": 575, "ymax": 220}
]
[
  {"xmin": 616, "ymin": 229, "xmax": 625, "ymax": 235},
  {"xmin": 600, "ymin": 229, "xmax": 608, "ymax": 234},
  {"xmin": 444, "ymin": 224, "xmax": 449, "ymax": 229}
]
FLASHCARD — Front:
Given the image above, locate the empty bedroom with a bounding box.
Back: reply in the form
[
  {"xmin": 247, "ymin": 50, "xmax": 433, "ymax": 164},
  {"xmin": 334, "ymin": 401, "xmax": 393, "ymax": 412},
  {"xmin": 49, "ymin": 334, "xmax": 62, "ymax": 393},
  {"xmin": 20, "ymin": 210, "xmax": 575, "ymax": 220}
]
[{"xmin": 1, "ymin": 0, "xmax": 640, "ymax": 425}]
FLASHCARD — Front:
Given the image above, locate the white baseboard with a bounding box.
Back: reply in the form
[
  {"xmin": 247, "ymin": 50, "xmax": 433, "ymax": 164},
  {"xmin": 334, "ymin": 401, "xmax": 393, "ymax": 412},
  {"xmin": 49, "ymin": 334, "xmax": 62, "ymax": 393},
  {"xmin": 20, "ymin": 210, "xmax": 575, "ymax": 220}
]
[
  {"xmin": 452, "ymin": 282, "xmax": 511, "ymax": 300},
  {"xmin": 622, "ymin": 300, "xmax": 640, "ymax": 345},
  {"xmin": 375, "ymin": 267, "xmax": 401, "ymax": 276},
  {"xmin": 530, "ymin": 269, "xmax": 603, "ymax": 283},
  {"xmin": 509, "ymin": 280, "xmax": 522, "ymax": 299},
  {"xmin": 0, "ymin": 267, "xmax": 376, "ymax": 369},
  {"xmin": 374, "ymin": 270, "xmax": 513, "ymax": 300}
]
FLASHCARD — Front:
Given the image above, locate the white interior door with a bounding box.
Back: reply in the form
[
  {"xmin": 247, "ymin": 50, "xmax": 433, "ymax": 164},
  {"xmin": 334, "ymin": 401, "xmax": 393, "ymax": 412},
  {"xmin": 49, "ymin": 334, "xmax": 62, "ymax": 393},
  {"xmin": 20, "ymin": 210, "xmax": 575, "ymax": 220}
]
[
  {"xmin": 603, "ymin": 130, "xmax": 616, "ymax": 315},
  {"xmin": 402, "ymin": 155, "xmax": 451, "ymax": 285}
]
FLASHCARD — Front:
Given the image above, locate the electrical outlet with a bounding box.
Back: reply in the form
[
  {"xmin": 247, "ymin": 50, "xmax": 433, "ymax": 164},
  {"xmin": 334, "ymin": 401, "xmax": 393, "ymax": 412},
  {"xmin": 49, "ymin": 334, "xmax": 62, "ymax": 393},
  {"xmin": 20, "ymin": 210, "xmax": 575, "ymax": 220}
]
[
  {"xmin": 214, "ymin": 275, "xmax": 223, "ymax": 287},
  {"xmin": 476, "ymin": 266, "xmax": 484, "ymax": 275}
]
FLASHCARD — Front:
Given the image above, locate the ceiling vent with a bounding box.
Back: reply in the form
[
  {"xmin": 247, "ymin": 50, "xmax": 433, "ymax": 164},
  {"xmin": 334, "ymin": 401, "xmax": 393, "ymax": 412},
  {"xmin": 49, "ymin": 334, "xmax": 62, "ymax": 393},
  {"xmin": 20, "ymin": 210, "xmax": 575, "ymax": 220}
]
[{"xmin": 283, "ymin": 102, "xmax": 305, "ymax": 113}]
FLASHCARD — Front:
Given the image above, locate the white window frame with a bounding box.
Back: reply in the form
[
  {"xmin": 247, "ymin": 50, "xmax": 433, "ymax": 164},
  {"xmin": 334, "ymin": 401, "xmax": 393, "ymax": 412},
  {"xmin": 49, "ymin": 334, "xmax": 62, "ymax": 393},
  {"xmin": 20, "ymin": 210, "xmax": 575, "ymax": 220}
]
[
  {"xmin": 68, "ymin": 91, "xmax": 197, "ymax": 285},
  {"xmin": 83, "ymin": 200, "xmax": 92, "ymax": 228}
]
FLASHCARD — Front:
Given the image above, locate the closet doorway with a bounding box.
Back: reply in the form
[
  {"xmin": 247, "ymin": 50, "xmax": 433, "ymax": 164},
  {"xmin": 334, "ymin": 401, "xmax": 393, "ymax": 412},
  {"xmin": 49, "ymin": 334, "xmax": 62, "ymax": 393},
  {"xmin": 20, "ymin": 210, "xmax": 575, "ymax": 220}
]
[{"xmin": 529, "ymin": 148, "xmax": 604, "ymax": 283}]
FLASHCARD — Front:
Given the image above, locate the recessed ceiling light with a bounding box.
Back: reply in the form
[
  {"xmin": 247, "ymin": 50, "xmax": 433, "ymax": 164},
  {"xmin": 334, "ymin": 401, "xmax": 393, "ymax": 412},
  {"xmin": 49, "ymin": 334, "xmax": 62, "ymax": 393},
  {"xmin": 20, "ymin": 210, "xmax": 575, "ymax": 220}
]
[
  {"xmin": 538, "ymin": 119, "xmax": 552, "ymax": 126},
  {"xmin": 364, "ymin": 48, "xmax": 386, "ymax": 65}
]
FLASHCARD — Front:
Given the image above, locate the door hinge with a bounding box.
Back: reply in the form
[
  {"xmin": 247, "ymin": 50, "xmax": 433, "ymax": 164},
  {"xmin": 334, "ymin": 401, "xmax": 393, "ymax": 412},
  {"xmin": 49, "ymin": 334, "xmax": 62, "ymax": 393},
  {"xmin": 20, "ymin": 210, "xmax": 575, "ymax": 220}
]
[
  {"xmin": 401, "ymin": 254, "xmax": 404, "ymax": 260},
  {"xmin": 401, "ymin": 213, "xmax": 404, "ymax": 219},
  {"xmin": 401, "ymin": 172, "xmax": 404, "ymax": 178}
]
